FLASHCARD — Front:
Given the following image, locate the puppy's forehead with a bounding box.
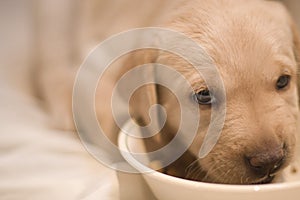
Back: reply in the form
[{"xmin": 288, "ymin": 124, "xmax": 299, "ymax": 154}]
[
  {"xmin": 160, "ymin": 0, "xmax": 297, "ymax": 92},
  {"xmin": 199, "ymin": 5, "xmax": 292, "ymax": 67}
]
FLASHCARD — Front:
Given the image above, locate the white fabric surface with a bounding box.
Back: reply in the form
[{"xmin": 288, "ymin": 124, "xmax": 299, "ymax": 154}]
[{"xmin": 0, "ymin": 78, "xmax": 121, "ymax": 200}]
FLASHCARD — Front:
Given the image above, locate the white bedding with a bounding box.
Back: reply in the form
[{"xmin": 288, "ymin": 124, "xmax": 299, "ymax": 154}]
[{"xmin": 0, "ymin": 77, "xmax": 122, "ymax": 199}]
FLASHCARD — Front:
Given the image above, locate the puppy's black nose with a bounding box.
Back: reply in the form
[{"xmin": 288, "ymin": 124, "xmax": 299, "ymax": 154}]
[{"xmin": 245, "ymin": 149, "xmax": 285, "ymax": 177}]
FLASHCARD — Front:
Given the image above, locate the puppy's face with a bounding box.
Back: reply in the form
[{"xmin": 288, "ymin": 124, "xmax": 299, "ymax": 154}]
[
  {"xmin": 129, "ymin": 1, "xmax": 300, "ymax": 184},
  {"xmin": 186, "ymin": 39, "xmax": 299, "ymax": 184}
]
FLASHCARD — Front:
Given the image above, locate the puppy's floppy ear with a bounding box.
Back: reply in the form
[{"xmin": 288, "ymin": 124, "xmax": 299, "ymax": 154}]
[
  {"xmin": 119, "ymin": 49, "xmax": 161, "ymax": 129},
  {"xmin": 125, "ymin": 50, "xmax": 166, "ymax": 146},
  {"xmin": 129, "ymin": 66, "xmax": 158, "ymax": 127},
  {"xmin": 290, "ymin": 20, "xmax": 300, "ymax": 106}
]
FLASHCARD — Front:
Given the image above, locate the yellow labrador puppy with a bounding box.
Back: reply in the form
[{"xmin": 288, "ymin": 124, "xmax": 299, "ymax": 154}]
[{"xmin": 37, "ymin": 0, "xmax": 300, "ymax": 184}]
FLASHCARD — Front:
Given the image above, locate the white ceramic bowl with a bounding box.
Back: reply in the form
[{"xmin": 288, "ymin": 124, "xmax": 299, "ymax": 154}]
[{"xmin": 118, "ymin": 121, "xmax": 300, "ymax": 200}]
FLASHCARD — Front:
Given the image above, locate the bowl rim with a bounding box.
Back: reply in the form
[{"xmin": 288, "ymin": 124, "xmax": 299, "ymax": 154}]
[{"xmin": 145, "ymin": 164, "xmax": 300, "ymax": 193}]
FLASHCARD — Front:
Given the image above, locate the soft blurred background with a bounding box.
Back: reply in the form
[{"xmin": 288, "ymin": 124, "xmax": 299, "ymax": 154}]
[
  {"xmin": 1, "ymin": 0, "xmax": 299, "ymax": 98},
  {"xmin": 0, "ymin": 0, "xmax": 299, "ymax": 199}
]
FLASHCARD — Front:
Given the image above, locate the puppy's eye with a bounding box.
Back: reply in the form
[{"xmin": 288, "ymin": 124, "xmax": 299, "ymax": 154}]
[
  {"xmin": 276, "ymin": 75, "xmax": 290, "ymax": 90},
  {"xmin": 193, "ymin": 89, "xmax": 212, "ymax": 105}
]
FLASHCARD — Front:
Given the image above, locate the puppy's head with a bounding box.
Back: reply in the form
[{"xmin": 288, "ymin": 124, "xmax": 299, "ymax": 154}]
[{"xmin": 127, "ymin": 0, "xmax": 300, "ymax": 184}]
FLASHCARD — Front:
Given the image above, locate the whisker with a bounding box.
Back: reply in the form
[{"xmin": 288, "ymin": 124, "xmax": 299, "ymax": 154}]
[
  {"xmin": 191, "ymin": 166, "xmax": 204, "ymax": 180},
  {"xmin": 185, "ymin": 160, "xmax": 201, "ymax": 179}
]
